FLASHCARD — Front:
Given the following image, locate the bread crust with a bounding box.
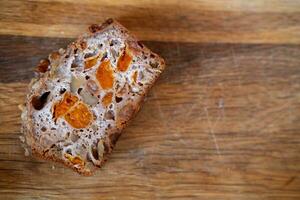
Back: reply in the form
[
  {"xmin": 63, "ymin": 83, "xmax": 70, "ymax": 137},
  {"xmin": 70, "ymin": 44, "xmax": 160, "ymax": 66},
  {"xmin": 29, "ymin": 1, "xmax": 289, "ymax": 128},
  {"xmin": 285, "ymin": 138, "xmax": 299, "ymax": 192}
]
[{"xmin": 21, "ymin": 18, "xmax": 165, "ymax": 175}]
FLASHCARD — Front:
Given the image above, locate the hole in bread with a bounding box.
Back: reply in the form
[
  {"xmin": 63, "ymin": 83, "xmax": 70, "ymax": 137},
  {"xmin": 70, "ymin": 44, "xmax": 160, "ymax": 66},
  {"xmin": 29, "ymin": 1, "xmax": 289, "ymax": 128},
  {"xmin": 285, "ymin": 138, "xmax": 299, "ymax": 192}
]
[
  {"xmin": 60, "ymin": 88, "xmax": 66, "ymax": 94},
  {"xmin": 41, "ymin": 127, "xmax": 47, "ymax": 132},
  {"xmin": 66, "ymin": 148, "xmax": 72, "ymax": 155},
  {"xmin": 115, "ymin": 96, "xmax": 123, "ymax": 103},
  {"xmin": 110, "ymin": 40, "xmax": 118, "ymax": 47},
  {"xmin": 71, "ymin": 63, "xmax": 78, "ymax": 68},
  {"xmin": 91, "ymin": 145, "xmax": 99, "ymax": 160},
  {"xmin": 31, "ymin": 91, "xmax": 50, "ymax": 110},
  {"xmin": 85, "ymin": 75, "xmax": 90, "ymax": 80},
  {"xmin": 74, "ymin": 48, "xmax": 78, "ymax": 54},
  {"xmin": 77, "ymin": 88, "xmax": 83, "ymax": 94},
  {"xmin": 137, "ymin": 41, "xmax": 144, "ymax": 48},
  {"xmin": 101, "ymin": 52, "xmax": 108, "ymax": 62}
]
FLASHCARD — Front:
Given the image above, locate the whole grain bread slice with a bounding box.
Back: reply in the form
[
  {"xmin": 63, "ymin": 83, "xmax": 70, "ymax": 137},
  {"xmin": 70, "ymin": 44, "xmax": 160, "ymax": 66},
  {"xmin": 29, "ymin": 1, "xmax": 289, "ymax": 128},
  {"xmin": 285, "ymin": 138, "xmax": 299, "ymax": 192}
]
[{"xmin": 20, "ymin": 18, "xmax": 165, "ymax": 175}]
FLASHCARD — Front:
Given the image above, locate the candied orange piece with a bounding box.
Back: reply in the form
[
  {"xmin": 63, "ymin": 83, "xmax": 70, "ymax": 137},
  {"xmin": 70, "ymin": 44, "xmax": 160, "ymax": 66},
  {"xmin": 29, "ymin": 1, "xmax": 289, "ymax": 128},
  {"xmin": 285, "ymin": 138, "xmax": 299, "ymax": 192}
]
[
  {"xmin": 64, "ymin": 102, "xmax": 92, "ymax": 129},
  {"xmin": 96, "ymin": 60, "xmax": 114, "ymax": 89},
  {"xmin": 132, "ymin": 71, "xmax": 138, "ymax": 83},
  {"xmin": 102, "ymin": 92, "xmax": 113, "ymax": 107},
  {"xmin": 64, "ymin": 153, "xmax": 85, "ymax": 166},
  {"xmin": 84, "ymin": 55, "xmax": 100, "ymax": 70},
  {"xmin": 53, "ymin": 92, "xmax": 78, "ymax": 120},
  {"xmin": 117, "ymin": 48, "xmax": 132, "ymax": 72}
]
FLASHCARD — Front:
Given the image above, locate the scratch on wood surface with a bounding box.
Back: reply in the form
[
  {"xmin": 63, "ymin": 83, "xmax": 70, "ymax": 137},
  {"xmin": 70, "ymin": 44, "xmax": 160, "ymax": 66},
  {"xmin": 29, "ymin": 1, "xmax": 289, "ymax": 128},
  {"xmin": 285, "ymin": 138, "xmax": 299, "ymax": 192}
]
[
  {"xmin": 176, "ymin": 42, "xmax": 181, "ymax": 57},
  {"xmin": 152, "ymin": 90, "xmax": 188, "ymax": 146},
  {"xmin": 204, "ymin": 107, "xmax": 221, "ymax": 157},
  {"xmin": 152, "ymin": 90, "xmax": 169, "ymax": 128},
  {"xmin": 283, "ymin": 176, "xmax": 297, "ymax": 188},
  {"xmin": 231, "ymin": 47, "xmax": 242, "ymax": 89},
  {"xmin": 218, "ymin": 83, "xmax": 226, "ymax": 119}
]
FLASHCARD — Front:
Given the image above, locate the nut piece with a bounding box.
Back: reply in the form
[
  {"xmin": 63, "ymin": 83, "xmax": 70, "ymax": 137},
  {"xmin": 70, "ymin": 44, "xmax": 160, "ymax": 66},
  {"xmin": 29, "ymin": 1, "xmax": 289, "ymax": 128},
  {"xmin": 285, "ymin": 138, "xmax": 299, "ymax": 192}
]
[
  {"xmin": 86, "ymin": 79, "xmax": 99, "ymax": 94},
  {"xmin": 80, "ymin": 88, "xmax": 98, "ymax": 106},
  {"xmin": 70, "ymin": 75, "xmax": 85, "ymax": 94}
]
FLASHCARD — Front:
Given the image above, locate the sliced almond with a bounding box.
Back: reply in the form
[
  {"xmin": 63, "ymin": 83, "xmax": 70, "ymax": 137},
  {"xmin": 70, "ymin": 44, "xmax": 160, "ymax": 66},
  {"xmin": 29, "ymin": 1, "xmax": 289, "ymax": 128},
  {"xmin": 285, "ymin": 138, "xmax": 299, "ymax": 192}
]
[{"xmin": 70, "ymin": 75, "xmax": 85, "ymax": 93}]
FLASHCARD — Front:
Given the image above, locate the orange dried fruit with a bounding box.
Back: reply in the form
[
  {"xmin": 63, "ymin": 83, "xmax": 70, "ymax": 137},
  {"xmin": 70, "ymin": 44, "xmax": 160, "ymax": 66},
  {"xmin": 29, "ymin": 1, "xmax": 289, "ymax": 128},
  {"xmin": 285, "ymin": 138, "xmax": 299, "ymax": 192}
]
[
  {"xmin": 96, "ymin": 60, "xmax": 114, "ymax": 89},
  {"xmin": 53, "ymin": 92, "xmax": 78, "ymax": 120},
  {"xmin": 64, "ymin": 153, "xmax": 85, "ymax": 166},
  {"xmin": 84, "ymin": 54, "xmax": 100, "ymax": 70},
  {"xmin": 102, "ymin": 92, "xmax": 113, "ymax": 107},
  {"xmin": 117, "ymin": 47, "xmax": 132, "ymax": 72},
  {"xmin": 132, "ymin": 71, "xmax": 138, "ymax": 83},
  {"xmin": 64, "ymin": 102, "xmax": 92, "ymax": 129}
]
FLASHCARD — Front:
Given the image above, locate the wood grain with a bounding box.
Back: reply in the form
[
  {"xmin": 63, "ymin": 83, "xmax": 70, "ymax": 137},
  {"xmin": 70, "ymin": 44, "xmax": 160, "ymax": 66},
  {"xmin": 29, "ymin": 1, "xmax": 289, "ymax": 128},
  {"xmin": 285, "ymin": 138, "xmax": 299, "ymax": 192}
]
[
  {"xmin": 0, "ymin": 0, "xmax": 300, "ymax": 43},
  {"xmin": 0, "ymin": 0, "xmax": 300, "ymax": 199}
]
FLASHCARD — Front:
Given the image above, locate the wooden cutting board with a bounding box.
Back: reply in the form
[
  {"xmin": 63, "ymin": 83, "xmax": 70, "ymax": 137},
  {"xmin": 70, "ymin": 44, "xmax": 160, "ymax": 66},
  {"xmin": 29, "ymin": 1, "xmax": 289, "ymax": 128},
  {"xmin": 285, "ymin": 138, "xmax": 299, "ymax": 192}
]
[{"xmin": 0, "ymin": 0, "xmax": 300, "ymax": 199}]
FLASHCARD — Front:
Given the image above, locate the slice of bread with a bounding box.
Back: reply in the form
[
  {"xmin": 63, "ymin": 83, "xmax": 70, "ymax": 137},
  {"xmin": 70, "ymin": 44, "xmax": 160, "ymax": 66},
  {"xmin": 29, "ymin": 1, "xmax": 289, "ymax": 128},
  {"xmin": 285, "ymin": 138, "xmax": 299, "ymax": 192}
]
[{"xmin": 20, "ymin": 19, "xmax": 165, "ymax": 175}]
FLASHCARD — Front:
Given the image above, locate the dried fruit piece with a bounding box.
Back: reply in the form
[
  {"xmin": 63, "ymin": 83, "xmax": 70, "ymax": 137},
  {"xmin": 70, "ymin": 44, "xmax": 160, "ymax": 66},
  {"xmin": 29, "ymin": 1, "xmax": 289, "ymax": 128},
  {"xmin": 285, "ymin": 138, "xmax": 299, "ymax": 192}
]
[
  {"xmin": 64, "ymin": 153, "xmax": 85, "ymax": 166},
  {"xmin": 132, "ymin": 71, "xmax": 138, "ymax": 83},
  {"xmin": 53, "ymin": 92, "xmax": 78, "ymax": 120},
  {"xmin": 35, "ymin": 59, "xmax": 50, "ymax": 73},
  {"xmin": 102, "ymin": 92, "xmax": 113, "ymax": 107},
  {"xmin": 117, "ymin": 47, "xmax": 132, "ymax": 72},
  {"xmin": 64, "ymin": 102, "xmax": 92, "ymax": 129},
  {"xmin": 84, "ymin": 54, "xmax": 100, "ymax": 70},
  {"xmin": 96, "ymin": 60, "xmax": 114, "ymax": 89}
]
